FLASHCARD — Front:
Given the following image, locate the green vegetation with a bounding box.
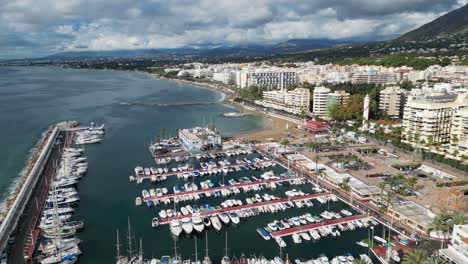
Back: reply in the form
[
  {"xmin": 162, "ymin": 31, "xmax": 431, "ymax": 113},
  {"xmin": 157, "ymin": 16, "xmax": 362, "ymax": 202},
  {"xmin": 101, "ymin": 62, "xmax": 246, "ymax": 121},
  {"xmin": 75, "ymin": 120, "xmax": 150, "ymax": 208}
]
[
  {"xmin": 235, "ymin": 86, "xmax": 263, "ymax": 101},
  {"xmin": 402, "ymin": 250, "xmax": 427, "ymax": 264},
  {"xmin": 336, "ymin": 54, "xmax": 451, "ymax": 70},
  {"xmin": 329, "ymin": 94, "xmax": 364, "ymax": 121},
  {"xmin": 428, "ymin": 211, "xmax": 466, "ymax": 249},
  {"xmin": 338, "ymin": 177, "xmax": 351, "ymax": 192},
  {"xmin": 422, "ymin": 151, "xmax": 468, "ymax": 172},
  {"xmin": 435, "ymin": 180, "xmax": 468, "ymax": 187}
]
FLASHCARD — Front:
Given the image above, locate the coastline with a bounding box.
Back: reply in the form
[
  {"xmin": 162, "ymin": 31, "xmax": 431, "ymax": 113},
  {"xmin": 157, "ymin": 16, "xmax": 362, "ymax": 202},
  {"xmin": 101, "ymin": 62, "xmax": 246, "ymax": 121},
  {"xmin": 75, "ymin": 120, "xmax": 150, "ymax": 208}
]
[{"xmin": 146, "ymin": 73, "xmax": 303, "ymax": 142}]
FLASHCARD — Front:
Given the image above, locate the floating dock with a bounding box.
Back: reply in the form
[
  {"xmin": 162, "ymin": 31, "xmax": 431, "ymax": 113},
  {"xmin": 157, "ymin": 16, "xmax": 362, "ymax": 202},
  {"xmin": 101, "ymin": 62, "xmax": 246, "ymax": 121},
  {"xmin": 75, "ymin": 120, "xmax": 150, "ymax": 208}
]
[
  {"xmin": 270, "ymin": 214, "xmax": 368, "ymax": 238},
  {"xmin": 143, "ymin": 176, "xmax": 305, "ymax": 202},
  {"xmin": 159, "ymin": 192, "xmax": 332, "ymax": 225},
  {"xmin": 136, "ymin": 160, "xmax": 276, "ymax": 181}
]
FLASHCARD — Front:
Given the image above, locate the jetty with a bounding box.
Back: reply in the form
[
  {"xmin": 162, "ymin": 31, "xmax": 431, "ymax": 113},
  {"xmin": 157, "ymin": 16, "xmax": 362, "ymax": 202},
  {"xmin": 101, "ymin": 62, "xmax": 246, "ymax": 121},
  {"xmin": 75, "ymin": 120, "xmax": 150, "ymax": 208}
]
[
  {"xmin": 159, "ymin": 192, "xmax": 332, "ymax": 225},
  {"xmin": 143, "ymin": 176, "xmax": 305, "ymax": 202},
  {"xmin": 269, "ymin": 214, "xmax": 368, "ymax": 238}
]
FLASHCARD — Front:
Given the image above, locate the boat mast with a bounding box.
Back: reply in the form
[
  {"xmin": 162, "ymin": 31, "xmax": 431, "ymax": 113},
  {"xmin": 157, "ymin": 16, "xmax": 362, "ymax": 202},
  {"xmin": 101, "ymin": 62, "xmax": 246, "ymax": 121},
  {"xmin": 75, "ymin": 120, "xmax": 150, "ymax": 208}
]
[
  {"xmin": 194, "ymin": 236, "xmax": 198, "ymax": 263},
  {"xmin": 128, "ymin": 217, "xmax": 134, "ymax": 258},
  {"xmin": 116, "ymin": 229, "xmax": 122, "ymax": 261}
]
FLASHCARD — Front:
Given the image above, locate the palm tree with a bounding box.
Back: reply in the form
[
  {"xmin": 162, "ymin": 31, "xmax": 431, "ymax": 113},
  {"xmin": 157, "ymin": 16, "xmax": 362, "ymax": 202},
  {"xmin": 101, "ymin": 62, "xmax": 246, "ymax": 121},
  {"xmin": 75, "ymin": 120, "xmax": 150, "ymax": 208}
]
[
  {"xmin": 428, "ymin": 211, "xmax": 452, "ymax": 249},
  {"xmin": 405, "ymin": 176, "xmax": 418, "ymax": 195},
  {"xmin": 402, "ymin": 250, "xmax": 427, "ymax": 264},
  {"xmin": 339, "ymin": 177, "xmax": 351, "ymax": 192},
  {"xmin": 452, "ymin": 213, "xmax": 466, "ymax": 225},
  {"xmin": 280, "ymin": 138, "xmax": 290, "ymax": 152},
  {"xmin": 352, "ymin": 258, "xmax": 368, "ymax": 264}
]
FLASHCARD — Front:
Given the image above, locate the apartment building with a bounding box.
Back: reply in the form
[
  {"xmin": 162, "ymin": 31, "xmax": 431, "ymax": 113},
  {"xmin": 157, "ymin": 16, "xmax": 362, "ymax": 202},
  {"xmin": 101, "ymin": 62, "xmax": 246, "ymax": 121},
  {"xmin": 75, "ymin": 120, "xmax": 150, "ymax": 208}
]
[
  {"xmin": 352, "ymin": 72, "xmax": 397, "ymax": 84},
  {"xmin": 325, "ymin": 90, "xmax": 350, "ymax": 116},
  {"xmin": 402, "ymin": 93, "xmax": 468, "ymax": 145},
  {"xmin": 250, "ymin": 70, "xmax": 297, "ymax": 90},
  {"xmin": 379, "ymin": 86, "xmax": 407, "ymax": 118},
  {"xmin": 439, "ymin": 224, "xmax": 468, "ymax": 264},
  {"xmin": 255, "ymin": 88, "xmax": 310, "ymax": 115},
  {"xmin": 312, "ymin": 86, "xmax": 331, "ymax": 116},
  {"xmin": 449, "ymin": 108, "xmax": 468, "ymax": 159}
]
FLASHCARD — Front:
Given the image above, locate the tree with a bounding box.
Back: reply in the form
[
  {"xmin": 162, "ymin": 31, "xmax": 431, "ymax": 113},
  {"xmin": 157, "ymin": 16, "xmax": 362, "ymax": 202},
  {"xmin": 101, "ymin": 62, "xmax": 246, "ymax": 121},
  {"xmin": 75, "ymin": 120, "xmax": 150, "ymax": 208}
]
[
  {"xmin": 402, "ymin": 250, "xmax": 427, "ymax": 264},
  {"xmin": 339, "ymin": 177, "xmax": 351, "ymax": 191},
  {"xmin": 280, "ymin": 138, "xmax": 290, "ymax": 152},
  {"xmin": 428, "ymin": 211, "xmax": 452, "ymax": 249},
  {"xmin": 452, "ymin": 213, "xmax": 466, "ymax": 225}
]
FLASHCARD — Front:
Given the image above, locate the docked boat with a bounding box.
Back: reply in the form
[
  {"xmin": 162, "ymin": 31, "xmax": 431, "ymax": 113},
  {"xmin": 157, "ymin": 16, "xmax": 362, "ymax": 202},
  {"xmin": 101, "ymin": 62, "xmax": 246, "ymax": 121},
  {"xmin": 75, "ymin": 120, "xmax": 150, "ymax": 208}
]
[
  {"xmin": 219, "ymin": 213, "xmax": 230, "ymax": 225},
  {"xmin": 340, "ymin": 209, "xmax": 352, "ymax": 216},
  {"xmin": 256, "ymin": 228, "xmax": 271, "ymax": 240},
  {"xmin": 292, "ymin": 233, "xmax": 302, "ymax": 244},
  {"xmin": 210, "ymin": 215, "xmax": 222, "ymax": 231},
  {"xmin": 181, "ymin": 218, "xmax": 193, "ymax": 234},
  {"xmin": 356, "ymin": 241, "xmax": 369, "ymax": 247},
  {"xmin": 170, "ymin": 221, "xmax": 183, "ymax": 236},
  {"xmin": 373, "ymin": 236, "xmax": 387, "ymax": 244},
  {"xmin": 203, "ymin": 217, "xmax": 211, "ymax": 228},
  {"xmin": 192, "ymin": 215, "xmax": 205, "ymax": 233},
  {"xmin": 228, "ymin": 212, "xmax": 240, "ymax": 225},
  {"xmin": 152, "ymin": 217, "xmax": 159, "ymax": 228}
]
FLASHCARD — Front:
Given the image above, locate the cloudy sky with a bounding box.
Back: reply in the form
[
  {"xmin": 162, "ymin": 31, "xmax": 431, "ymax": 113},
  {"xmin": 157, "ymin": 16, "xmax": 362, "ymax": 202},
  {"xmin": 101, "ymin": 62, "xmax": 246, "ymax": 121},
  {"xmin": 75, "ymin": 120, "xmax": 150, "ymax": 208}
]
[{"xmin": 1, "ymin": 0, "xmax": 467, "ymax": 59}]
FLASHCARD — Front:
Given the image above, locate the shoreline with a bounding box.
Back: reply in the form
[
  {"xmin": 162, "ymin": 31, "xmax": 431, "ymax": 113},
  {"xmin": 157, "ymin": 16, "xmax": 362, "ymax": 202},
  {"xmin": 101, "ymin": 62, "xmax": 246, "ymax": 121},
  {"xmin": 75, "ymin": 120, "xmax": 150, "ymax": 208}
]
[{"xmin": 146, "ymin": 73, "xmax": 303, "ymax": 142}]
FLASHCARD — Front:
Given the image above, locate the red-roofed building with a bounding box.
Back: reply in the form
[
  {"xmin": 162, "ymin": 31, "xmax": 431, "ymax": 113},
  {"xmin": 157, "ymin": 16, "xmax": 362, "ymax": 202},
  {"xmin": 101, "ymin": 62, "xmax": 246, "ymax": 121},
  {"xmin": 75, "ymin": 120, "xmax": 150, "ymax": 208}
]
[{"xmin": 302, "ymin": 120, "xmax": 330, "ymax": 133}]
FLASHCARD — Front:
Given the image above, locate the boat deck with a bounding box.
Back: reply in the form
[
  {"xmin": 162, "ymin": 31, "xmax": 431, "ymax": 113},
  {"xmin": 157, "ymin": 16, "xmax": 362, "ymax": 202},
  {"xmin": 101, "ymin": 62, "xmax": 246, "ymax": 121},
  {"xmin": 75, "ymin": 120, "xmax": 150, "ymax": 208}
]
[
  {"xmin": 270, "ymin": 214, "xmax": 368, "ymax": 238},
  {"xmin": 159, "ymin": 192, "xmax": 332, "ymax": 225},
  {"xmin": 136, "ymin": 160, "xmax": 275, "ymax": 181},
  {"xmin": 143, "ymin": 176, "xmax": 305, "ymax": 202}
]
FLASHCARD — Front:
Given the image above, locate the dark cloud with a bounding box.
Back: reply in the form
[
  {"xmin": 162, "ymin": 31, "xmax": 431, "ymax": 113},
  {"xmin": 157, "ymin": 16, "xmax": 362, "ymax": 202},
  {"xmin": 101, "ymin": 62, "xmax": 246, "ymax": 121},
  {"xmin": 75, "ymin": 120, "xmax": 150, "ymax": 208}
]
[{"xmin": 0, "ymin": 0, "xmax": 466, "ymax": 58}]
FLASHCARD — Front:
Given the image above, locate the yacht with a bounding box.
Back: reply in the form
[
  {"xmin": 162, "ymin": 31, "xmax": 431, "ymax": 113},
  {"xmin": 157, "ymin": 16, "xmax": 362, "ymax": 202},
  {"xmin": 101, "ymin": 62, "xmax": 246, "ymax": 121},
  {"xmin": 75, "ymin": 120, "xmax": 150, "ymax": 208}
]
[
  {"xmin": 203, "ymin": 217, "xmax": 211, "ymax": 228},
  {"xmin": 292, "ymin": 233, "xmax": 302, "ymax": 244},
  {"xmin": 170, "ymin": 221, "xmax": 183, "ymax": 236},
  {"xmin": 219, "ymin": 213, "xmax": 230, "ymax": 225},
  {"xmin": 228, "ymin": 212, "xmax": 240, "ymax": 224},
  {"xmin": 210, "ymin": 215, "xmax": 222, "ymax": 231},
  {"xmin": 181, "ymin": 218, "xmax": 194, "ymax": 234},
  {"xmin": 152, "ymin": 217, "xmax": 159, "ymax": 228},
  {"xmin": 192, "ymin": 215, "xmax": 205, "ymax": 233}
]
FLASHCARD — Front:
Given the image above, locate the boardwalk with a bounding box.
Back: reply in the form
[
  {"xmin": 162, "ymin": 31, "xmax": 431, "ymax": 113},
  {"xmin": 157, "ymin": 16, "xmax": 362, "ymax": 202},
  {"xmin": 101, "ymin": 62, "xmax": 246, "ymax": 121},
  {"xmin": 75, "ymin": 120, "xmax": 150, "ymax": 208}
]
[
  {"xmin": 136, "ymin": 160, "xmax": 276, "ymax": 181},
  {"xmin": 159, "ymin": 192, "xmax": 332, "ymax": 225},
  {"xmin": 270, "ymin": 214, "xmax": 368, "ymax": 238},
  {"xmin": 143, "ymin": 176, "xmax": 305, "ymax": 202}
]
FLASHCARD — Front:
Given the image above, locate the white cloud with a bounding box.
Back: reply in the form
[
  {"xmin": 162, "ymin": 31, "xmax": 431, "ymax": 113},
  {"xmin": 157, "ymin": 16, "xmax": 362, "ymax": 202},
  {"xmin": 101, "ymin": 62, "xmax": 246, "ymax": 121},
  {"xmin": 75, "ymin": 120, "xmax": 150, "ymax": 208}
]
[{"xmin": 0, "ymin": 0, "xmax": 465, "ymax": 58}]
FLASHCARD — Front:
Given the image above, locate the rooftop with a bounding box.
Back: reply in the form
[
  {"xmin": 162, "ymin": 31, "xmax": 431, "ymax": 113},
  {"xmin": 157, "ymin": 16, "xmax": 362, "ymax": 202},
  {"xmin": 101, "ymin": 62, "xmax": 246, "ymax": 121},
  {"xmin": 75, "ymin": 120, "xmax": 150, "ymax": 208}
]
[{"xmin": 391, "ymin": 200, "xmax": 435, "ymax": 226}]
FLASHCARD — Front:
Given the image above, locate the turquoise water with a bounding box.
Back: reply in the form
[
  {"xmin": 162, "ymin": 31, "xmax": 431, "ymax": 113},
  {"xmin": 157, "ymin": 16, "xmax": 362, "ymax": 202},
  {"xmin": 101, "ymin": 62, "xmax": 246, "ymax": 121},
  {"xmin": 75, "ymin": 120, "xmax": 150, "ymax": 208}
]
[{"xmin": 0, "ymin": 67, "xmax": 383, "ymax": 263}]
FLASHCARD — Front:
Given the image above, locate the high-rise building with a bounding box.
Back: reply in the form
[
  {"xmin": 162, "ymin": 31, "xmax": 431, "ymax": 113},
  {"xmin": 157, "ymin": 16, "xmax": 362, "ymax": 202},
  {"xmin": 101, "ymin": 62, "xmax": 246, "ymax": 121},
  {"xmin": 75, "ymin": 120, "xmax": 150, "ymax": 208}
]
[
  {"xmin": 449, "ymin": 108, "xmax": 468, "ymax": 159},
  {"xmin": 439, "ymin": 224, "xmax": 468, "ymax": 264},
  {"xmin": 402, "ymin": 93, "xmax": 468, "ymax": 145},
  {"xmin": 325, "ymin": 90, "xmax": 350, "ymax": 116},
  {"xmin": 312, "ymin": 86, "xmax": 331, "ymax": 116},
  {"xmin": 379, "ymin": 86, "xmax": 407, "ymax": 118},
  {"xmin": 249, "ymin": 70, "xmax": 297, "ymax": 90}
]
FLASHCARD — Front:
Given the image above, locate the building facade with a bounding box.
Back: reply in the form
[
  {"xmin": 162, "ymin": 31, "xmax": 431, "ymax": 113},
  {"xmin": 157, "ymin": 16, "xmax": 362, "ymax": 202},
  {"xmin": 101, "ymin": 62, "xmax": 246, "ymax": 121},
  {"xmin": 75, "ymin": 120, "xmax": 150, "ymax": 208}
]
[
  {"xmin": 352, "ymin": 72, "xmax": 397, "ymax": 84},
  {"xmin": 312, "ymin": 86, "xmax": 331, "ymax": 116},
  {"xmin": 249, "ymin": 70, "xmax": 297, "ymax": 90},
  {"xmin": 439, "ymin": 224, "xmax": 468, "ymax": 264},
  {"xmin": 402, "ymin": 94, "xmax": 468, "ymax": 145},
  {"xmin": 178, "ymin": 127, "xmax": 221, "ymax": 151},
  {"xmin": 449, "ymin": 108, "xmax": 468, "ymax": 159},
  {"xmin": 255, "ymin": 88, "xmax": 310, "ymax": 115},
  {"xmin": 325, "ymin": 90, "xmax": 350, "ymax": 116},
  {"xmin": 379, "ymin": 86, "xmax": 407, "ymax": 118}
]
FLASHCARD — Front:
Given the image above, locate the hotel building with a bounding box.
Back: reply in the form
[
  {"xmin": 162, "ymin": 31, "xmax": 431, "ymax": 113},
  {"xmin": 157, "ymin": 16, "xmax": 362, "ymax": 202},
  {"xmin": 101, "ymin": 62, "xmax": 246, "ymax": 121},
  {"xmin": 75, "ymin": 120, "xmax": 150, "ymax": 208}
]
[
  {"xmin": 325, "ymin": 90, "xmax": 350, "ymax": 116},
  {"xmin": 352, "ymin": 72, "xmax": 397, "ymax": 84},
  {"xmin": 255, "ymin": 88, "xmax": 310, "ymax": 115},
  {"xmin": 312, "ymin": 86, "xmax": 331, "ymax": 116},
  {"xmin": 379, "ymin": 86, "xmax": 407, "ymax": 118}
]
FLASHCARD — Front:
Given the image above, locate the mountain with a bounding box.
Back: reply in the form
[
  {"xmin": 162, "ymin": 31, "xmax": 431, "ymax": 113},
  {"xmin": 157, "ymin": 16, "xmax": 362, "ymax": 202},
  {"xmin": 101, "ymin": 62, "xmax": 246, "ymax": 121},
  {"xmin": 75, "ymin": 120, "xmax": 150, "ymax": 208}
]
[
  {"xmin": 397, "ymin": 3, "xmax": 468, "ymax": 41},
  {"xmin": 43, "ymin": 38, "xmax": 353, "ymax": 60}
]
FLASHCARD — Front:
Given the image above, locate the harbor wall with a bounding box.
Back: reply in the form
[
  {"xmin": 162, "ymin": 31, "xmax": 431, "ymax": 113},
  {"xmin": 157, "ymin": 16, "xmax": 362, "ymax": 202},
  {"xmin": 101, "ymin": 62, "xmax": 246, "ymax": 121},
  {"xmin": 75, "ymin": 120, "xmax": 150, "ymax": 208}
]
[{"xmin": 0, "ymin": 126, "xmax": 60, "ymax": 254}]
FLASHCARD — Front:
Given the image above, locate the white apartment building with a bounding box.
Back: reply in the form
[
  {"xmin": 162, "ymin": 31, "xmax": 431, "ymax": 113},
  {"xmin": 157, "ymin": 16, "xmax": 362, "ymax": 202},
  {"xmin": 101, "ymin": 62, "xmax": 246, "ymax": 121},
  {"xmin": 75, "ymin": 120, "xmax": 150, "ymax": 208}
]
[
  {"xmin": 352, "ymin": 72, "xmax": 397, "ymax": 84},
  {"xmin": 402, "ymin": 93, "xmax": 468, "ymax": 145},
  {"xmin": 255, "ymin": 88, "xmax": 310, "ymax": 115},
  {"xmin": 248, "ymin": 69, "xmax": 297, "ymax": 90},
  {"xmin": 312, "ymin": 86, "xmax": 331, "ymax": 116},
  {"xmin": 439, "ymin": 224, "xmax": 468, "ymax": 264},
  {"xmin": 212, "ymin": 71, "xmax": 236, "ymax": 85},
  {"xmin": 379, "ymin": 86, "xmax": 407, "ymax": 118},
  {"xmin": 449, "ymin": 108, "xmax": 468, "ymax": 159}
]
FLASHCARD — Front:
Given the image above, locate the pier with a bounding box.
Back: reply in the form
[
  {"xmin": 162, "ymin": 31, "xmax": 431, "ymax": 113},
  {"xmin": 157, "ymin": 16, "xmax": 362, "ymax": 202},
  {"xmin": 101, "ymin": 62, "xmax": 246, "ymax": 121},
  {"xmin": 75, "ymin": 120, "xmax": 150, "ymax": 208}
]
[
  {"xmin": 143, "ymin": 176, "xmax": 305, "ymax": 202},
  {"xmin": 159, "ymin": 192, "xmax": 332, "ymax": 225},
  {"xmin": 135, "ymin": 160, "xmax": 276, "ymax": 181},
  {"xmin": 270, "ymin": 214, "xmax": 368, "ymax": 238}
]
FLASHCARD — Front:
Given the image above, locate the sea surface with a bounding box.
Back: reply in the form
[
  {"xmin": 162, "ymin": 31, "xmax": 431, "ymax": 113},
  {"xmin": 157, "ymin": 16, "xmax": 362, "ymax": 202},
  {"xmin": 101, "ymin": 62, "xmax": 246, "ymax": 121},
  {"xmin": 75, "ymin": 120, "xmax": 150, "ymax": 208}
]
[{"xmin": 0, "ymin": 67, "xmax": 383, "ymax": 263}]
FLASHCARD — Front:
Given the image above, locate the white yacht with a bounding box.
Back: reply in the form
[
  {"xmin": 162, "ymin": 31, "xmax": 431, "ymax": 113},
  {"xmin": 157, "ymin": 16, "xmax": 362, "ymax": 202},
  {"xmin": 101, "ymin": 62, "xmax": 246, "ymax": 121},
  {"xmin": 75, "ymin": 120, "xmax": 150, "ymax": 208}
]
[
  {"xmin": 170, "ymin": 221, "xmax": 183, "ymax": 236},
  {"xmin": 192, "ymin": 215, "xmax": 205, "ymax": 233},
  {"xmin": 210, "ymin": 215, "xmax": 222, "ymax": 231},
  {"xmin": 181, "ymin": 218, "xmax": 194, "ymax": 234}
]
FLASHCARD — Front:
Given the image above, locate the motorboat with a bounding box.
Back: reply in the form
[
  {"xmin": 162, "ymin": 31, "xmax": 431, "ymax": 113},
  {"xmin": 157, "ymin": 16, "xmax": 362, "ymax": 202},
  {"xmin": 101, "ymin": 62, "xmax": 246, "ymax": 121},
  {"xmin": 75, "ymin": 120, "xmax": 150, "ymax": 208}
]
[
  {"xmin": 228, "ymin": 212, "xmax": 240, "ymax": 224},
  {"xmin": 340, "ymin": 209, "xmax": 352, "ymax": 216},
  {"xmin": 210, "ymin": 215, "xmax": 222, "ymax": 231},
  {"xmin": 192, "ymin": 215, "xmax": 205, "ymax": 233},
  {"xmin": 152, "ymin": 217, "xmax": 159, "ymax": 228},
  {"xmin": 170, "ymin": 221, "xmax": 183, "ymax": 236},
  {"xmin": 219, "ymin": 213, "xmax": 230, "ymax": 225},
  {"xmin": 181, "ymin": 218, "xmax": 193, "ymax": 234},
  {"xmin": 292, "ymin": 233, "xmax": 302, "ymax": 244},
  {"xmin": 256, "ymin": 228, "xmax": 271, "ymax": 240},
  {"xmin": 203, "ymin": 217, "xmax": 211, "ymax": 227}
]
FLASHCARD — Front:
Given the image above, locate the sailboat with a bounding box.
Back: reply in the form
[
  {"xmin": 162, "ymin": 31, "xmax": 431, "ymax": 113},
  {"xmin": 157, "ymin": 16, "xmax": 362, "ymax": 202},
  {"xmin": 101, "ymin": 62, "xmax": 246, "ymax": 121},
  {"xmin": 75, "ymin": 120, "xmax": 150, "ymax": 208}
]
[
  {"xmin": 202, "ymin": 232, "xmax": 211, "ymax": 264},
  {"xmin": 116, "ymin": 229, "xmax": 129, "ymax": 264},
  {"xmin": 221, "ymin": 232, "xmax": 229, "ymax": 264}
]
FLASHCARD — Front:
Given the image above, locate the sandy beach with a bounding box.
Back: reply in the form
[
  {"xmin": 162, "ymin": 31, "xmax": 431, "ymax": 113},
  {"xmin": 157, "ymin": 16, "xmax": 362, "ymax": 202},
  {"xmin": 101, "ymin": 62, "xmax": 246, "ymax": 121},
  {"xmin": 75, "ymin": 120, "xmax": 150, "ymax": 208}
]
[{"xmin": 148, "ymin": 73, "xmax": 304, "ymax": 142}]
